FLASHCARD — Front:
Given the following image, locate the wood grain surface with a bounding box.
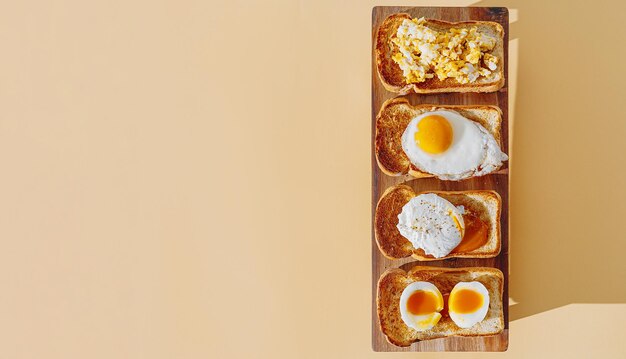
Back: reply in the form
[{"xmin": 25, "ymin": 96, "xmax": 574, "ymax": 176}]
[{"xmin": 371, "ymin": 6, "xmax": 509, "ymax": 352}]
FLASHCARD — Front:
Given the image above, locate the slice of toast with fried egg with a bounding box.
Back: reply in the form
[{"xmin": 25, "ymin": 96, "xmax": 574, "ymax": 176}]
[{"xmin": 375, "ymin": 97, "xmax": 506, "ymax": 180}]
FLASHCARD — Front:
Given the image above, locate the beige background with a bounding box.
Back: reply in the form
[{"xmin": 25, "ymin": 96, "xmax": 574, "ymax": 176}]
[{"xmin": 0, "ymin": 0, "xmax": 625, "ymax": 358}]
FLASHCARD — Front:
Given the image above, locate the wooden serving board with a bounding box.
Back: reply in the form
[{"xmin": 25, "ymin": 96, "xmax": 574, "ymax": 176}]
[{"xmin": 371, "ymin": 7, "xmax": 509, "ymax": 352}]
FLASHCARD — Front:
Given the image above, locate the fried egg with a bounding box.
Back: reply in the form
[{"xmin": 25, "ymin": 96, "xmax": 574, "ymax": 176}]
[
  {"xmin": 399, "ymin": 281, "xmax": 444, "ymax": 331},
  {"xmin": 396, "ymin": 193, "xmax": 465, "ymax": 258},
  {"xmin": 448, "ymin": 281, "xmax": 490, "ymax": 328},
  {"xmin": 401, "ymin": 110, "xmax": 508, "ymax": 180}
]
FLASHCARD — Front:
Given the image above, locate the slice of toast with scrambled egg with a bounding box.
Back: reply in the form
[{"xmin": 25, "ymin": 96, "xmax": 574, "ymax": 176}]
[{"xmin": 375, "ymin": 13, "xmax": 505, "ymax": 94}]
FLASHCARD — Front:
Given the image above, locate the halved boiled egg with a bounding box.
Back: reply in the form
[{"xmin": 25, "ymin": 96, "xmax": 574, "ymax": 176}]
[
  {"xmin": 399, "ymin": 281, "xmax": 444, "ymax": 331},
  {"xmin": 448, "ymin": 281, "xmax": 490, "ymax": 328}
]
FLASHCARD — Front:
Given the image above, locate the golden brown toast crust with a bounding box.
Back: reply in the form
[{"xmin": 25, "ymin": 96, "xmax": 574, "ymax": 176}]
[
  {"xmin": 375, "ymin": 97, "xmax": 504, "ymax": 178},
  {"xmin": 374, "ymin": 185, "xmax": 416, "ymax": 259},
  {"xmin": 375, "ymin": 185, "xmax": 501, "ymax": 260},
  {"xmin": 377, "ymin": 266, "xmax": 504, "ymax": 347},
  {"xmin": 375, "ymin": 14, "xmax": 505, "ymax": 94}
]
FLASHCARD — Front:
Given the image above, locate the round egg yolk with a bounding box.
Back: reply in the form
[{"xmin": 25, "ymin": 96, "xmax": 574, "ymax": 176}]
[
  {"xmin": 450, "ymin": 289, "xmax": 484, "ymax": 314},
  {"xmin": 452, "ymin": 214, "xmax": 489, "ymax": 253},
  {"xmin": 414, "ymin": 115, "xmax": 453, "ymax": 154},
  {"xmin": 406, "ymin": 290, "xmax": 440, "ymax": 315}
]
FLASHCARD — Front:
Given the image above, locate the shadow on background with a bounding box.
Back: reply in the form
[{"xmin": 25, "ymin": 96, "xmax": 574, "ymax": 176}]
[{"xmin": 471, "ymin": 0, "xmax": 626, "ymax": 320}]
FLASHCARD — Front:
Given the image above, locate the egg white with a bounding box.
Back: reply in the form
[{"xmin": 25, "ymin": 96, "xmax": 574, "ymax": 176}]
[
  {"xmin": 396, "ymin": 193, "xmax": 465, "ymax": 258},
  {"xmin": 448, "ymin": 281, "xmax": 490, "ymax": 329},
  {"xmin": 399, "ymin": 281, "xmax": 444, "ymax": 331},
  {"xmin": 401, "ymin": 110, "xmax": 508, "ymax": 180}
]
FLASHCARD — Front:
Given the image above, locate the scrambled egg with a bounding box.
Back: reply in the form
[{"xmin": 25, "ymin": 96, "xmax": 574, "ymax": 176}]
[{"xmin": 391, "ymin": 18, "xmax": 499, "ymax": 84}]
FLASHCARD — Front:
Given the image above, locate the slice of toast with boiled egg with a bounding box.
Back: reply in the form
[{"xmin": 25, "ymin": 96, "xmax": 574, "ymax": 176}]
[
  {"xmin": 375, "ymin": 184, "xmax": 501, "ymax": 260},
  {"xmin": 375, "ymin": 97, "xmax": 507, "ymax": 180},
  {"xmin": 377, "ymin": 266, "xmax": 504, "ymax": 347}
]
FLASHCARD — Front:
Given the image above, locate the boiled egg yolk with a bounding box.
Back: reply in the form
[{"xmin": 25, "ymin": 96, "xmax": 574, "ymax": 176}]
[
  {"xmin": 452, "ymin": 213, "xmax": 489, "ymax": 253},
  {"xmin": 407, "ymin": 290, "xmax": 441, "ymax": 315},
  {"xmin": 449, "ymin": 288, "xmax": 484, "ymax": 314},
  {"xmin": 414, "ymin": 115, "xmax": 453, "ymax": 154}
]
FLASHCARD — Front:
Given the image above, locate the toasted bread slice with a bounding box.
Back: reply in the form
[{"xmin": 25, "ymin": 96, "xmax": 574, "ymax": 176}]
[
  {"xmin": 377, "ymin": 266, "xmax": 504, "ymax": 347},
  {"xmin": 375, "ymin": 185, "xmax": 501, "ymax": 260},
  {"xmin": 375, "ymin": 97, "xmax": 504, "ymax": 178},
  {"xmin": 375, "ymin": 13, "xmax": 505, "ymax": 94}
]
